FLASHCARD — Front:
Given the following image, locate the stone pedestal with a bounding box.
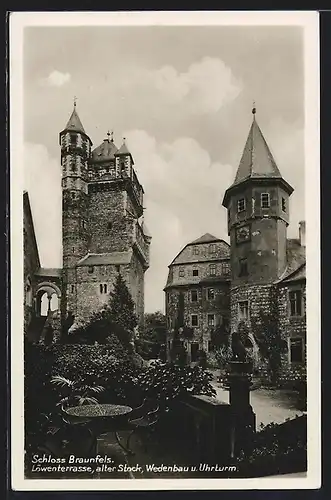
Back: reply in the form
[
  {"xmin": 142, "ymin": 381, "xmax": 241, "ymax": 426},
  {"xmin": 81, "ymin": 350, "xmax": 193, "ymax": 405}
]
[{"xmin": 227, "ymin": 361, "xmax": 256, "ymax": 458}]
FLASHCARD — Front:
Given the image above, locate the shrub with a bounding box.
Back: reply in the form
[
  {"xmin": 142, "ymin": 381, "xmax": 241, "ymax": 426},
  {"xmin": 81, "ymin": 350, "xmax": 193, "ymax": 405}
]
[
  {"xmin": 236, "ymin": 415, "xmax": 307, "ymax": 477},
  {"xmin": 24, "ymin": 342, "xmax": 58, "ymax": 453},
  {"xmin": 214, "ymin": 345, "xmax": 233, "ymax": 370},
  {"xmin": 51, "ymin": 344, "xmax": 143, "ymax": 406},
  {"xmin": 137, "ymin": 360, "xmax": 216, "ymax": 408},
  {"xmin": 69, "ymin": 273, "xmax": 138, "ymax": 347}
]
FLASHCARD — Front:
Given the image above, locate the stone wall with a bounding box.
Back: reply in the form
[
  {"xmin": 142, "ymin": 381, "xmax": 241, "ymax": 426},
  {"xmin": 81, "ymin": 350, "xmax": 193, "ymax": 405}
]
[
  {"xmin": 278, "ymin": 281, "xmax": 306, "ymax": 369},
  {"xmin": 73, "ymin": 264, "xmax": 130, "ymax": 324},
  {"xmin": 230, "ymin": 281, "xmax": 306, "ymax": 380},
  {"xmin": 166, "ymin": 282, "xmax": 230, "ymax": 360},
  {"xmin": 88, "ymin": 186, "xmax": 134, "ymax": 254},
  {"xmin": 230, "ymin": 283, "xmax": 275, "ymax": 331},
  {"xmin": 23, "ymin": 194, "xmax": 40, "ymax": 334},
  {"xmin": 128, "ymin": 252, "xmax": 145, "ymax": 326},
  {"xmin": 230, "ymin": 217, "xmax": 287, "ymax": 286}
]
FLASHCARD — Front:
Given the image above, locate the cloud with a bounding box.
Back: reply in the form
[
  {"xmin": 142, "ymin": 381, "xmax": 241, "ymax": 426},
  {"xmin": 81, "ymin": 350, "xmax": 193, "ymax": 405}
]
[
  {"xmin": 41, "ymin": 70, "xmax": 71, "ymax": 87},
  {"xmin": 23, "ymin": 120, "xmax": 304, "ymax": 314},
  {"xmin": 120, "ymin": 57, "xmax": 242, "ymax": 115},
  {"xmin": 265, "ymin": 118, "xmax": 304, "ymax": 238},
  {"xmin": 24, "ymin": 143, "xmax": 62, "ymax": 268},
  {"xmin": 124, "ymin": 130, "xmax": 236, "ymax": 312}
]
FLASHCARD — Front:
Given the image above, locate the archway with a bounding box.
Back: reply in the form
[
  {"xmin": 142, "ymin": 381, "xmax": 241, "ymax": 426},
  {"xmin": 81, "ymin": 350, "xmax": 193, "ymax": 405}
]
[{"xmin": 35, "ymin": 282, "xmax": 61, "ymax": 317}]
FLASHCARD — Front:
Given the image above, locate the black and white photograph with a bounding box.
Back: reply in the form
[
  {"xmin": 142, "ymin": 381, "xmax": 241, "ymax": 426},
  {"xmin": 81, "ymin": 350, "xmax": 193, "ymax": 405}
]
[{"xmin": 10, "ymin": 11, "xmax": 320, "ymax": 490}]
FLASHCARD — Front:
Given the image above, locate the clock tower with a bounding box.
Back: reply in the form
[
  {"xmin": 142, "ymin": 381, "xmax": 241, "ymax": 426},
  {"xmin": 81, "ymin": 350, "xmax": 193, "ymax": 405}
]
[{"xmin": 222, "ymin": 108, "xmax": 294, "ymax": 288}]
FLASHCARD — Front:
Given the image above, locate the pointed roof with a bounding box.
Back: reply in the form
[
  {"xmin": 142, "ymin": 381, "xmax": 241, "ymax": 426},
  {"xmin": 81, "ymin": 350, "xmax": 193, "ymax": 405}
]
[
  {"xmin": 234, "ymin": 114, "xmax": 282, "ymax": 184},
  {"xmin": 91, "ymin": 134, "xmax": 118, "ymax": 164},
  {"xmin": 63, "ymin": 106, "xmax": 86, "ymax": 134},
  {"xmin": 115, "ymin": 138, "xmax": 135, "ymax": 164},
  {"xmin": 223, "ymin": 108, "xmax": 293, "ymax": 207},
  {"xmin": 116, "ymin": 142, "xmax": 131, "ymax": 155},
  {"xmin": 190, "ymin": 233, "xmax": 220, "ymax": 245}
]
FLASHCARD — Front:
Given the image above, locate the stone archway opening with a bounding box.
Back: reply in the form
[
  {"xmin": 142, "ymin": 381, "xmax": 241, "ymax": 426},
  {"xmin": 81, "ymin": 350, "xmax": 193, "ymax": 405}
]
[{"xmin": 35, "ymin": 284, "xmax": 61, "ymax": 318}]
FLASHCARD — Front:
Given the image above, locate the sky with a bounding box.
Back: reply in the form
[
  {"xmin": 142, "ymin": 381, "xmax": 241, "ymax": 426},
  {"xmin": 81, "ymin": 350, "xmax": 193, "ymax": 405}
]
[{"xmin": 23, "ymin": 24, "xmax": 305, "ymax": 313}]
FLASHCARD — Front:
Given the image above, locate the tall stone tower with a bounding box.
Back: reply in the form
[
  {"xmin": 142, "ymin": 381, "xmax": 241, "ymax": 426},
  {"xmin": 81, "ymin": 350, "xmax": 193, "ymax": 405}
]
[
  {"xmin": 222, "ymin": 107, "xmax": 294, "ymax": 331},
  {"xmin": 60, "ymin": 102, "xmax": 93, "ymax": 319},
  {"xmin": 60, "ymin": 105, "xmax": 151, "ymax": 328}
]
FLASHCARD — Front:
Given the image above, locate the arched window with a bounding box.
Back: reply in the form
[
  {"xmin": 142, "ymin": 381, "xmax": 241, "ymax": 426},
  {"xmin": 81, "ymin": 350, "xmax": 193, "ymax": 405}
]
[
  {"xmin": 40, "ymin": 292, "xmax": 49, "ymax": 316},
  {"xmin": 50, "ymin": 293, "xmax": 59, "ymax": 311}
]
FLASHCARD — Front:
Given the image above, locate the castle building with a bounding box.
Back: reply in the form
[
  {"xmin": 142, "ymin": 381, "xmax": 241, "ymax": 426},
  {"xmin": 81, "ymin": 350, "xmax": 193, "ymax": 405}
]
[
  {"xmin": 24, "ymin": 104, "xmax": 151, "ymax": 342},
  {"xmin": 165, "ymin": 108, "xmax": 306, "ymax": 376},
  {"xmin": 164, "ymin": 234, "xmax": 231, "ymax": 363}
]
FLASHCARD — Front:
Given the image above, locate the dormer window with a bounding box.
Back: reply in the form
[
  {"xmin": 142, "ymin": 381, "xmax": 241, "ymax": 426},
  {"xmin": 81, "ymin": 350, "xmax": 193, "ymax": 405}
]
[
  {"xmin": 237, "ymin": 198, "xmax": 246, "ymax": 212},
  {"xmin": 261, "ymin": 193, "xmax": 270, "ymax": 209}
]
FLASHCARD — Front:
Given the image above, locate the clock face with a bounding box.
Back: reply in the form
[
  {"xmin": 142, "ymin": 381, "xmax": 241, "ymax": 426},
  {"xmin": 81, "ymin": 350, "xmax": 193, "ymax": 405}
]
[{"xmin": 236, "ymin": 225, "xmax": 250, "ymax": 244}]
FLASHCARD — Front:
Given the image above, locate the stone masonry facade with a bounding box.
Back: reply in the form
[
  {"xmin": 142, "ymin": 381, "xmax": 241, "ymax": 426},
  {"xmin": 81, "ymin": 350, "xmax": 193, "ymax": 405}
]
[
  {"xmin": 23, "ymin": 105, "xmax": 151, "ymax": 343},
  {"xmin": 165, "ymin": 235, "xmax": 231, "ymax": 362},
  {"xmin": 59, "ymin": 106, "xmax": 151, "ymax": 329},
  {"xmin": 165, "ymin": 110, "xmax": 306, "ymax": 380}
]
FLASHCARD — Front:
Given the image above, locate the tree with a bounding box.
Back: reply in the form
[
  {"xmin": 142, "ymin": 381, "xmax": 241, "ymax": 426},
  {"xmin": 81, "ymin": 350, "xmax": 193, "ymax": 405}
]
[
  {"xmin": 250, "ymin": 304, "xmax": 287, "ymax": 385},
  {"xmin": 136, "ymin": 311, "xmax": 167, "ymax": 359},
  {"xmin": 107, "ymin": 273, "xmax": 138, "ymax": 335},
  {"xmin": 70, "ymin": 273, "xmax": 138, "ymax": 348}
]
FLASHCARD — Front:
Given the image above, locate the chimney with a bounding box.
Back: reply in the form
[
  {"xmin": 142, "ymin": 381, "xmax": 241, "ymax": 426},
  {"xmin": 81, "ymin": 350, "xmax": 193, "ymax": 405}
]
[{"xmin": 299, "ymin": 220, "xmax": 306, "ymax": 247}]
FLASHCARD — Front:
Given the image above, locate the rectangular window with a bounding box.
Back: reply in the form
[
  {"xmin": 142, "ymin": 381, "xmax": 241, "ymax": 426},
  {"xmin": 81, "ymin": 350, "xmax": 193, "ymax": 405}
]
[
  {"xmin": 179, "ymin": 268, "xmax": 185, "ymax": 277},
  {"xmin": 192, "ymin": 269, "xmax": 199, "ymax": 277},
  {"xmin": 239, "ymin": 258, "xmax": 248, "ymax": 277},
  {"xmin": 191, "ymin": 314, "xmax": 198, "ymax": 327},
  {"xmin": 100, "ymin": 284, "xmax": 108, "ymax": 294},
  {"xmin": 88, "ymin": 266, "xmax": 94, "ymax": 274},
  {"xmin": 82, "ymin": 220, "xmax": 87, "ymax": 229},
  {"xmin": 70, "ymin": 133, "xmax": 77, "ymax": 144},
  {"xmin": 221, "ymin": 262, "xmax": 230, "ymax": 275},
  {"xmin": 238, "ymin": 300, "xmax": 249, "ymax": 320},
  {"xmin": 207, "ymin": 288, "xmax": 215, "ymax": 300},
  {"xmin": 191, "ymin": 290, "xmax": 198, "ymax": 302},
  {"xmin": 237, "ymin": 198, "xmax": 246, "ymax": 212},
  {"xmin": 193, "ymin": 247, "xmax": 199, "ymax": 255},
  {"xmin": 261, "ymin": 192, "xmax": 270, "ymax": 208},
  {"xmin": 289, "ymin": 337, "xmax": 304, "ymax": 363},
  {"xmin": 207, "ymin": 314, "xmax": 215, "ymax": 327},
  {"xmin": 282, "ymin": 197, "xmax": 286, "ymax": 212},
  {"xmin": 71, "ymin": 285, "xmax": 75, "ymax": 293},
  {"xmin": 209, "ymin": 243, "xmax": 216, "ymax": 253},
  {"xmin": 209, "ymin": 264, "xmax": 216, "ymax": 276},
  {"xmin": 289, "ymin": 290, "xmax": 303, "ymax": 316}
]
